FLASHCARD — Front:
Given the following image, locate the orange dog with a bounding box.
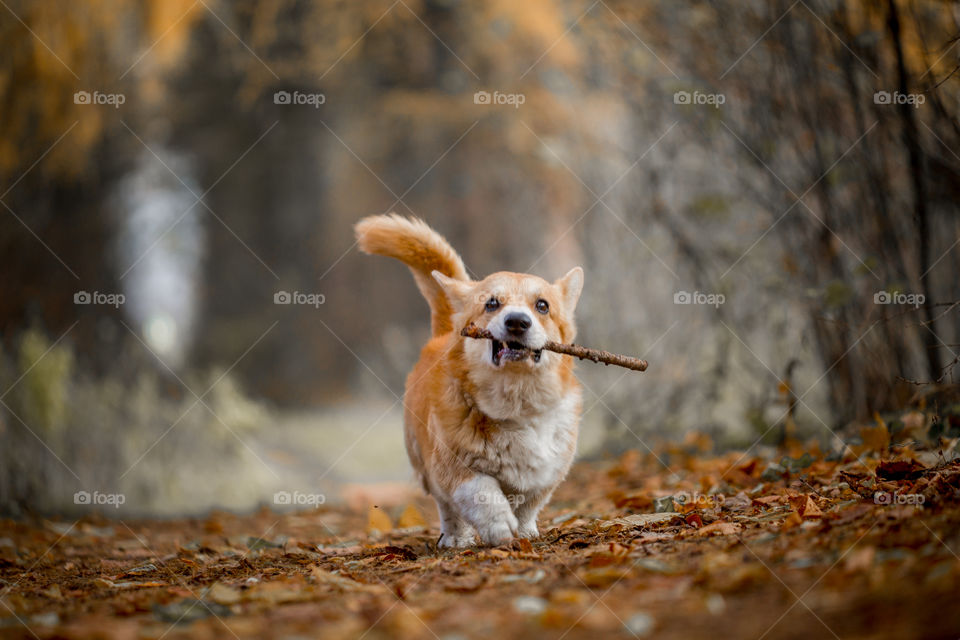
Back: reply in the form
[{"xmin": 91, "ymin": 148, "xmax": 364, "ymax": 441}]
[{"xmin": 355, "ymin": 215, "xmax": 583, "ymax": 547}]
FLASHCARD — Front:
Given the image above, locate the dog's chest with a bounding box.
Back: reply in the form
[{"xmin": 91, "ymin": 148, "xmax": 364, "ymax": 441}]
[{"xmin": 478, "ymin": 391, "xmax": 580, "ymax": 493}]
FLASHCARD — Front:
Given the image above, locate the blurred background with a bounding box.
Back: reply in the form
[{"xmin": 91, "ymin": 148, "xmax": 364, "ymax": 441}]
[{"xmin": 1, "ymin": 0, "xmax": 958, "ymax": 517}]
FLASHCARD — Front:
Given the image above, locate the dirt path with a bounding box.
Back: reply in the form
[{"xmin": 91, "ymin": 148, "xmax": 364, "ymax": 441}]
[{"xmin": 2, "ymin": 441, "xmax": 959, "ymax": 639}]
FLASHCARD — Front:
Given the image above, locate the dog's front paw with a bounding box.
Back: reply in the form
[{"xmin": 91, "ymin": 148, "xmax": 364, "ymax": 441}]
[
  {"xmin": 438, "ymin": 532, "xmax": 476, "ymax": 548},
  {"xmin": 517, "ymin": 521, "xmax": 539, "ymax": 540},
  {"xmin": 477, "ymin": 512, "xmax": 519, "ymax": 546}
]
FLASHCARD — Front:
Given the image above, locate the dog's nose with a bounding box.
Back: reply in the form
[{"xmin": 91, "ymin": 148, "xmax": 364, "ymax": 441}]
[{"xmin": 504, "ymin": 312, "xmax": 532, "ymax": 335}]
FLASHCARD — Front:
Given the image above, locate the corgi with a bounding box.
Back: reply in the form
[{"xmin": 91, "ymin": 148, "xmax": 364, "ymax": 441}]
[{"xmin": 355, "ymin": 214, "xmax": 583, "ymax": 547}]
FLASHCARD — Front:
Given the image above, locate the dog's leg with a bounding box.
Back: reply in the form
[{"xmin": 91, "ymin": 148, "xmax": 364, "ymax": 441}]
[
  {"xmin": 435, "ymin": 497, "xmax": 476, "ymax": 548},
  {"xmin": 451, "ymin": 475, "xmax": 518, "ymax": 546},
  {"xmin": 513, "ymin": 488, "xmax": 553, "ymax": 539}
]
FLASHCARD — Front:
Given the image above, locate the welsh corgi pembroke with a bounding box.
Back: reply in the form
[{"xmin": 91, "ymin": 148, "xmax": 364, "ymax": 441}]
[{"xmin": 355, "ymin": 214, "xmax": 583, "ymax": 547}]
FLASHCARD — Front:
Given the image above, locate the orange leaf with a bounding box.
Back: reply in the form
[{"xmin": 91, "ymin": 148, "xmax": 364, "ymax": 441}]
[
  {"xmin": 781, "ymin": 510, "xmax": 803, "ymax": 529},
  {"xmin": 801, "ymin": 495, "xmax": 822, "ymax": 518},
  {"xmin": 396, "ymin": 503, "xmax": 427, "ymax": 529},
  {"xmin": 861, "ymin": 421, "xmax": 890, "ymax": 452},
  {"xmin": 367, "ymin": 505, "xmax": 392, "ymax": 534},
  {"xmin": 696, "ymin": 521, "xmax": 741, "ymax": 537}
]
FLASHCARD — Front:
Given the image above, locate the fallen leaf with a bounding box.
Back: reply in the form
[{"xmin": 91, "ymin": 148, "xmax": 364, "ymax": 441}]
[
  {"xmin": 609, "ymin": 491, "xmax": 653, "ymax": 510},
  {"xmin": 444, "ymin": 574, "xmax": 487, "ymax": 592},
  {"xmin": 376, "ymin": 545, "xmax": 418, "ymax": 561},
  {"xmin": 95, "ymin": 577, "xmax": 167, "ymax": 589},
  {"xmin": 599, "ymin": 512, "xmax": 680, "ymax": 529},
  {"xmin": 861, "ymin": 422, "xmax": 890, "ymax": 452},
  {"xmin": 367, "ymin": 505, "xmax": 392, "ymax": 535},
  {"xmin": 310, "ymin": 566, "xmax": 383, "ymax": 593},
  {"xmin": 801, "ymin": 496, "xmax": 822, "ymax": 518},
  {"xmin": 877, "ymin": 459, "xmax": 925, "ymax": 480},
  {"xmin": 579, "ymin": 566, "xmax": 633, "ymax": 587},
  {"xmin": 396, "ymin": 503, "xmax": 427, "ymax": 529},
  {"xmin": 696, "ymin": 521, "xmax": 741, "ymax": 537},
  {"xmin": 789, "ymin": 495, "xmax": 823, "ymax": 518},
  {"xmin": 781, "ymin": 510, "xmax": 803, "ymax": 529}
]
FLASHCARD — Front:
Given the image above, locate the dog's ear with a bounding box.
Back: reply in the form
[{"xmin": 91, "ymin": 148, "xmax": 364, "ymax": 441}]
[
  {"xmin": 432, "ymin": 270, "xmax": 472, "ymax": 309},
  {"xmin": 555, "ymin": 267, "xmax": 584, "ymax": 311}
]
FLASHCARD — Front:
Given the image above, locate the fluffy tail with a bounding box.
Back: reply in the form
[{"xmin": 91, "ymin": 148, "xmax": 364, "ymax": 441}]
[{"xmin": 355, "ymin": 214, "xmax": 469, "ymax": 336}]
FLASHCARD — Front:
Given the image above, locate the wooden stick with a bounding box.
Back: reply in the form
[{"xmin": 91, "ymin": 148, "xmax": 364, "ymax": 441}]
[{"xmin": 460, "ymin": 323, "xmax": 648, "ymax": 372}]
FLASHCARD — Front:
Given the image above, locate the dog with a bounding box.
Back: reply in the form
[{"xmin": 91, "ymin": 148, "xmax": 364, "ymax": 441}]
[{"xmin": 355, "ymin": 214, "xmax": 583, "ymax": 547}]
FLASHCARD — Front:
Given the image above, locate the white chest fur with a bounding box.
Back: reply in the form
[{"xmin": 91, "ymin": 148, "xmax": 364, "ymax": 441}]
[{"xmin": 484, "ymin": 389, "xmax": 581, "ymax": 494}]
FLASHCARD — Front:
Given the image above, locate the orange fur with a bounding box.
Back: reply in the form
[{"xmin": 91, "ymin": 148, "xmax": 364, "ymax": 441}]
[
  {"xmin": 355, "ymin": 214, "xmax": 584, "ymax": 547},
  {"xmin": 355, "ymin": 214, "xmax": 468, "ymax": 336}
]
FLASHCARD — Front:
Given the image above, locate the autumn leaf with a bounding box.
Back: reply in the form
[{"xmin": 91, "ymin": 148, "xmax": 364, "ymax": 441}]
[
  {"xmin": 696, "ymin": 521, "xmax": 741, "ymax": 537},
  {"xmin": 861, "ymin": 420, "xmax": 890, "ymax": 452},
  {"xmin": 397, "ymin": 503, "xmax": 427, "ymax": 529},
  {"xmin": 788, "ymin": 495, "xmax": 823, "ymax": 518},
  {"xmin": 877, "ymin": 459, "xmax": 925, "ymax": 480},
  {"xmin": 367, "ymin": 505, "xmax": 393, "ymax": 535},
  {"xmin": 599, "ymin": 512, "xmax": 680, "ymax": 529}
]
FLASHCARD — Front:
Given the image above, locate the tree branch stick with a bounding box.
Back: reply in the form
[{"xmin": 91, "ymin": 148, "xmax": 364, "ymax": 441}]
[{"xmin": 460, "ymin": 323, "xmax": 648, "ymax": 372}]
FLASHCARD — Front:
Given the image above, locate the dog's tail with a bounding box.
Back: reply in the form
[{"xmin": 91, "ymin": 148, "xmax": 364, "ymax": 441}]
[{"xmin": 355, "ymin": 214, "xmax": 469, "ymax": 337}]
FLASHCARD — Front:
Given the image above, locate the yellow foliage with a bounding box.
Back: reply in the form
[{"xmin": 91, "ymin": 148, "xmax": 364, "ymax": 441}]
[{"xmin": 16, "ymin": 328, "xmax": 73, "ymax": 437}]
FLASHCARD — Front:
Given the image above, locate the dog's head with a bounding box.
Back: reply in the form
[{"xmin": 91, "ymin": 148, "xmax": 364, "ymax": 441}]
[{"xmin": 432, "ymin": 268, "xmax": 583, "ymax": 373}]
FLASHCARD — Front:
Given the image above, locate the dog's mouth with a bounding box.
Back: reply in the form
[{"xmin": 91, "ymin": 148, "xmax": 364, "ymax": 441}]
[{"xmin": 491, "ymin": 339, "xmax": 543, "ymax": 367}]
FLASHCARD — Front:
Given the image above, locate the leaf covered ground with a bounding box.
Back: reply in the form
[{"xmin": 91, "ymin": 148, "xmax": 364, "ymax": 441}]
[{"xmin": 2, "ymin": 414, "xmax": 960, "ymax": 640}]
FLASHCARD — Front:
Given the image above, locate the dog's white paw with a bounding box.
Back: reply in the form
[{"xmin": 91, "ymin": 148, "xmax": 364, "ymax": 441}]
[
  {"xmin": 438, "ymin": 532, "xmax": 476, "ymax": 548},
  {"xmin": 517, "ymin": 521, "xmax": 539, "ymax": 540},
  {"xmin": 477, "ymin": 512, "xmax": 519, "ymax": 546}
]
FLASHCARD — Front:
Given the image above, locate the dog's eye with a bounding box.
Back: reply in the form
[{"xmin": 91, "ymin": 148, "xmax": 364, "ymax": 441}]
[
  {"xmin": 484, "ymin": 298, "xmax": 500, "ymax": 312},
  {"xmin": 535, "ymin": 299, "xmax": 549, "ymax": 314}
]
